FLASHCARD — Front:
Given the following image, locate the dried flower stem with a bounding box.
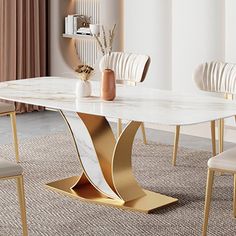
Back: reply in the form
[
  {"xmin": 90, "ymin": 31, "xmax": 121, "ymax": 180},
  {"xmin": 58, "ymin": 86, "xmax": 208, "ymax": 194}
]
[
  {"xmin": 108, "ymin": 24, "xmax": 116, "ymax": 56},
  {"xmin": 75, "ymin": 65, "xmax": 94, "ymax": 81},
  {"xmin": 102, "ymin": 26, "xmax": 107, "ymax": 53},
  {"xmin": 93, "ymin": 24, "xmax": 116, "ymax": 69},
  {"xmin": 94, "ymin": 34, "xmax": 105, "ymax": 55}
]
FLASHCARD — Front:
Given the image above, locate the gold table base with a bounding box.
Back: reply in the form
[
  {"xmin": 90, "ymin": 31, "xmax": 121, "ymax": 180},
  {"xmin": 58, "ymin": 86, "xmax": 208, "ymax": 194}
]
[
  {"xmin": 47, "ymin": 112, "xmax": 178, "ymax": 213},
  {"xmin": 46, "ymin": 176, "xmax": 178, "ymax": 213}
]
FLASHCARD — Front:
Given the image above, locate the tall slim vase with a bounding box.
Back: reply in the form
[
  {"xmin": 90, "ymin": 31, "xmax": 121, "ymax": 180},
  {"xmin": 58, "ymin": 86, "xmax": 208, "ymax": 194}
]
[{"xmin": 101, "ymin": 69, "xmax": 116, "ymax": 101}]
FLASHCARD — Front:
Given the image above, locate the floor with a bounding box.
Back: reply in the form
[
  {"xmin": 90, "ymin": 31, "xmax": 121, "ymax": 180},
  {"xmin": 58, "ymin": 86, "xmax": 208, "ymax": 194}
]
[
  {"xmin": 0, "ymin": 110, "xmax": 235, "ymax": 151},
  {"xmin": 0, "ymin": 111, "xmax": 236, "ymax": 236}
]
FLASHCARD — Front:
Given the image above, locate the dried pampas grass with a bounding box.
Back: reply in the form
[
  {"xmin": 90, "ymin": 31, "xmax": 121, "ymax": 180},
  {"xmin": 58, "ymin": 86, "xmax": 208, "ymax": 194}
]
[{"xmin": 75, "ymin": 65, "xmax": 94, "ymax": 81}]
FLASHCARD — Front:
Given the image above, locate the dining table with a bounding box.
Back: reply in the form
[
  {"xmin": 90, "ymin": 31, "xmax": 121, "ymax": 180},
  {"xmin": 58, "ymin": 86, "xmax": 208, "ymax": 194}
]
[{"xmin": 1, "ymin": 76, "xmax": 236, "ymax": 213}]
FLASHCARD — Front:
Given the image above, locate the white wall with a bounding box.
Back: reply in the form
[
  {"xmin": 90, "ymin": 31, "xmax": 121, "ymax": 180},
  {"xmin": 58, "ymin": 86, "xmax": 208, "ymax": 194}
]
[
  {"xmin": 124, "ymin": 0, "xmax": 172, "ymax": 89},
  {"xmin": 51, "ymin": 0, "xmax": 227, "ymax": 92},
  {"xmin": 172, "ymin": 0, "xmax": 225, "ymax": 92},
  {"xmin": 124, "ymin": 0, "xmax": 225, "ymax": 92},
  {"xmin": 225, "ymin": 0, "xmax": 236, "ymax": 63},
  {"xmin": 50, "ymin": 0, "xmax": 231, "ymax": 90}
]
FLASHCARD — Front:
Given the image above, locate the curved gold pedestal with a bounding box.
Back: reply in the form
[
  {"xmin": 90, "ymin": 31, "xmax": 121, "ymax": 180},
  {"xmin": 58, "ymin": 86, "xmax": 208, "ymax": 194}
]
[
  {"xmin": 46, "ymin": 112, "xmax": 178, "ymax": 213},
  {"xmin": 47, "ymin": 176, "xmax": 177, "ymax": 213}
]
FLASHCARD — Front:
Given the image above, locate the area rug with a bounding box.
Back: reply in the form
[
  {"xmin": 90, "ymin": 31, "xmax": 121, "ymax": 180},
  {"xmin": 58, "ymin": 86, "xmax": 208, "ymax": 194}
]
[{"xmin": 0, "ymin": 132, "xmax": 235, "ymax": 236}]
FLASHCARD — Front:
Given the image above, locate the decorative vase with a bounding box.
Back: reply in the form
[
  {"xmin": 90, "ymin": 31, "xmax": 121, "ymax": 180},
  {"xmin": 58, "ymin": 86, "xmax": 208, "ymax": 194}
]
[
  {"xmin": 89, "ymin": 24, "xmax": 100, "ymax": 36},
  {"xmin": 101, "ymin": 69, "xmax": 116, "ymax": 101},
  {"xmin": 75, "ymin": 80, "xmax": 92, "ymax": 98}
]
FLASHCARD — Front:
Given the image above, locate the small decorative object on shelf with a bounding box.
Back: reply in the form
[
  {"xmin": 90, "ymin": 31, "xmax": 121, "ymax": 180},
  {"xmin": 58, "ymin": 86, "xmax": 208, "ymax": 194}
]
[
  {"xmin": 65, "ymin": 14, "xmax": 91, "ymax": 35},
  {"xmin": 75, "ymin": 65, "xmax": 94, "ymax": 98},
  {"xmin": 78, "ymin": 15, "xmax": 91, "ymax": 28},
  {"xmin": 89, "ymin": 24, "xmax": 100, "ymax": 36},
  {"xmin": 77, "ymin": 27, "xmax": 91, "ymax": 36},
  {"xmin": 93, "ymin": 24, "xmax": 117, "ymax": 101}
]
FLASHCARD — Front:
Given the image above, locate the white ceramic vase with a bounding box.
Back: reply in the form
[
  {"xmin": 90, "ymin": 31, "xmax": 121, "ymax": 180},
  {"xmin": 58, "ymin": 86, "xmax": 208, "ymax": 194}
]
[
  {"xmin": 75, "ymin": 80, "xmax": 92, "ymax": 98},
  {"xmin": 89, "ymin": 24, "xmax": 100, "ymax": 36}
]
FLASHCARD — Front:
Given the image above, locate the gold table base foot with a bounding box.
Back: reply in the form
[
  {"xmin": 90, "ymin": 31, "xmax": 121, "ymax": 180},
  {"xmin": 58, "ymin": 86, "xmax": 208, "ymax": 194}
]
[{"xmin": 46, "ymin": 176, "xmax": 178, "ymax": 213}]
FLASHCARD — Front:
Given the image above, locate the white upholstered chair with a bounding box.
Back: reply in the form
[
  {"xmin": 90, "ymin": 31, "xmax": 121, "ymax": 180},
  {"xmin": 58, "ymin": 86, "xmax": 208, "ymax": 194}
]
[
  {"xmin": 0, "ymin": 102, "xmax": 19, "ymax": 162},
  {"xmin": 0, "ymin": 159, "xmax": 28, "ymax": 235},
  {"xmin": 172, "ymin": 61, "xmax": 236, "ymax": 166},
  {"xmin": 202, "ymin": 147, "xmax": 236, "ymax": 236},
  {"xmin": 99, "ymin": 52, "xmax": 151, "ymax": 143}
]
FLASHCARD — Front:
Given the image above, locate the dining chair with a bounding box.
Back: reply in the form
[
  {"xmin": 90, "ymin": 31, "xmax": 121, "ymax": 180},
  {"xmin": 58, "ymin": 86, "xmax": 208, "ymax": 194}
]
[
  {"xmin": 99, "ymin": 52, "xmax": 151, "ymax": 143},
  {"xmin": 202, "ymin": 146, "xmax": 236, "ymax": 236},
  {"xmin": 172, "ymin": 61, "xmax": 236, "ymax": 166},
  {"xmin": 0, "ymin": 102, "xmax": 19, "ymax": 162},
  {"xmin": 0, "ymin": 159, "xmax": 28, "ymax": 236}
]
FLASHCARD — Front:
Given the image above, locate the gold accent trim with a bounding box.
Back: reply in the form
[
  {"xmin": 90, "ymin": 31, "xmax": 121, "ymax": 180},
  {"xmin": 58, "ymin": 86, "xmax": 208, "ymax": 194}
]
[
  {"xmin": 10, "ymin": 112, "xmax": 20, "ymax": 163},
  {"xmin": 0, "ymin": 175, "xmax": 28, "ymax": 236},
  {"xmin": 172, "ymin": 120, "xmax": 217, "ymax": 166},
  {"xmin": 16, "ymin": 175, "xmax": 28, "ymax": 236},
  {"xmin": 140, "ymin": 123, "xmax": 147, "ymax": 145},
  {"xmin": 0, "ymin": 111, "xmax": 19, "ymax": 162},
  {"xmin": 117, "ymin": 118, "xmax": 122, "ymax": 138},
  {"xmin": 172, "ymin": 125, "xmax": 180, "ymax": 166},
  {"xmin": 234, "ymin": 174, "xmax": 236, "ymax": 218},
  {"xmin": 211, "ymin": 121, "xmax": 216, "ymax": 156},
  {"xmin": 202, "ymin": 169, "xmax": 215, "ymax": 236},
  {"xmin": 218, "ymin": 119, "xmax": 224, "ymax": 153},
  {"xmin": 47, "ymin": 112, "xmax": 178, "ymax": 213},
  {"xmin": 47, "ymin": 176, "xmax": 177, "ymax": 213},
  {"xmin": 60, "ymin": 111, "xmax": 117, "ymax": 199},
  {"xmin": 203, "ymin": 166, "xmax": 236, "ymax": 235},
  {"xmin": 78, "ymin": 113, "xmax": 116, "ymax": 191},
  {"xmin": 117, "ymin": 119, "xmax": 147, "ymax": 145},
  {"xmin": 112, "ymin": 121, "xmax": 145, "ymax": 201},
  {"xmin": 217, "ymin": 93, "xmax": 233, "ymax": 155},
  {"xmin": 0, "ymin": 111, "xmax": 15, "ymax": 116}
]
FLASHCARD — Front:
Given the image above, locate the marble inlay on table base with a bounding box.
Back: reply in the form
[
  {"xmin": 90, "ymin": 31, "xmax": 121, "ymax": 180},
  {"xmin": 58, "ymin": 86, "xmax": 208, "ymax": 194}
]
[{"xmin": 46, "ymin": 111, "xmax": 178, "ymax": 213}]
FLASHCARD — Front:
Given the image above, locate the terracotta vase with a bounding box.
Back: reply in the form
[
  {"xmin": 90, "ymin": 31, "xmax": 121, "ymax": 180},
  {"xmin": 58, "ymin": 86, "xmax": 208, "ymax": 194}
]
[{"xmin": 101, "ymin": 69, "xmax": 116, "ymax": 101}]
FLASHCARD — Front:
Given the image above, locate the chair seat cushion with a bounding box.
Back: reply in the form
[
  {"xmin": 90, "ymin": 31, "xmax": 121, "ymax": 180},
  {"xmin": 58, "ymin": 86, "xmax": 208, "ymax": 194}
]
[
  {"xmin": 208, "ymin": 147, "xmax": 236, "ymax": 172},
  {"xmin": 0, "ymin": 102, "xmax": 15, "ymax": 114},
  {"xmin": 0, "ymin": 159, "xmax": 23, "ymax": 178}
]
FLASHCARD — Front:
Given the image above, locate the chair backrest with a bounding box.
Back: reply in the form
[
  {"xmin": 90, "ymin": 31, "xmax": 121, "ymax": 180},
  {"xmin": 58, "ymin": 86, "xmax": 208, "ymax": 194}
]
[
  {"xmin": 194, "ymin": 61, "xmax": 236, "ymax": 95},
  {"xmin": 99, "ymin": 52, "xmax": 151, "ymax": 85}
]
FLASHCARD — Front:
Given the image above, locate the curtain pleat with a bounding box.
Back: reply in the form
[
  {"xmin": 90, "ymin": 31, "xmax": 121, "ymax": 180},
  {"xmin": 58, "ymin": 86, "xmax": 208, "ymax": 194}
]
[{"xmin": 0, "ymin": 0, "xmax": 47, "ymax": 113}]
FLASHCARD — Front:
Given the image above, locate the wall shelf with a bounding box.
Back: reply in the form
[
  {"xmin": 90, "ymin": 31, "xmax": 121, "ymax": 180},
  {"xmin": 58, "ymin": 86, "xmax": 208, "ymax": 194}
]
[
  {"xmin": 61, "ymin": 0, "xmax": 122, "ymax": 68},
  {"xmin": 63, "ymin": 33, "xmax": 95, "ymax": 40}
]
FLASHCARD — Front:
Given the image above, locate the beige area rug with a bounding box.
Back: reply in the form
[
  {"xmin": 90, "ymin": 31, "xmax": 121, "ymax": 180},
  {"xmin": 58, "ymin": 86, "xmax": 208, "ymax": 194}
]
[{"xmin": 0, "ymin": 132, "xmax": 236, "ymax": 236}]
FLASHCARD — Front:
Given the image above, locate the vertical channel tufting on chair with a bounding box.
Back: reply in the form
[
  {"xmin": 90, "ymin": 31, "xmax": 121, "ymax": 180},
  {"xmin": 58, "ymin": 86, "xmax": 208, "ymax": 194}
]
[
  {"xmin": 194, "ymin": 61, "xmax": 236, "ymax": 94},
  {"xmin": 99, "ymin": 52, "xmax": 151, "ymax": 84}
]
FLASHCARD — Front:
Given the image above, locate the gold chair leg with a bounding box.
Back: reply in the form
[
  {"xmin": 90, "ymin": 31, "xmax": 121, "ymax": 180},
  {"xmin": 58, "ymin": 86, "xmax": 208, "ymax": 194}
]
[
  {"xmin": 234, "ymin": 174, "xmax": 236, "ymax": 218},
  {"xmin": 117, "ymin": 118, "xmax": 122, "ymax": 138},
  {"xmin": 211, "ymin": 121, "xmax": 216, "ymax": 156},
  {"xmin": 10, "ymin": 112, "xmax": 20, "ymax": 163},
  {"xmin": 218, "ymin": 119, "xmax": 224, "ymax": 154},
  {"xmin": 16, "ymin": 176, "xmax": 28, "ymax": 236},
  {"xmin": 202, "ymin": 169, "xmax": 215, "ymax": 236},
  {"xmin": 140, "ymin": 123, "xmax": 147, "ymax": 145},
  {"xmin": 172, "ymin": 125, "xmax": 180, "ymax": 166}
]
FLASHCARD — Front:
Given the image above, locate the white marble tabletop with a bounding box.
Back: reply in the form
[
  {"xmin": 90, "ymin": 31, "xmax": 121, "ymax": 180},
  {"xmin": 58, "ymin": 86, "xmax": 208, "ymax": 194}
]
[{"xmin": 0, "ymin": 77, "xmax": 236, "ymax": 126}]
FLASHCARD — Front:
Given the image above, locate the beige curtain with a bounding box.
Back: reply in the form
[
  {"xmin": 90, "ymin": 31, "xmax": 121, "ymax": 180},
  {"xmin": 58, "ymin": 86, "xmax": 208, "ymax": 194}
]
[{"xmin": 0, "ymin": 0, "xmax": 47, "ymax": 112}]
